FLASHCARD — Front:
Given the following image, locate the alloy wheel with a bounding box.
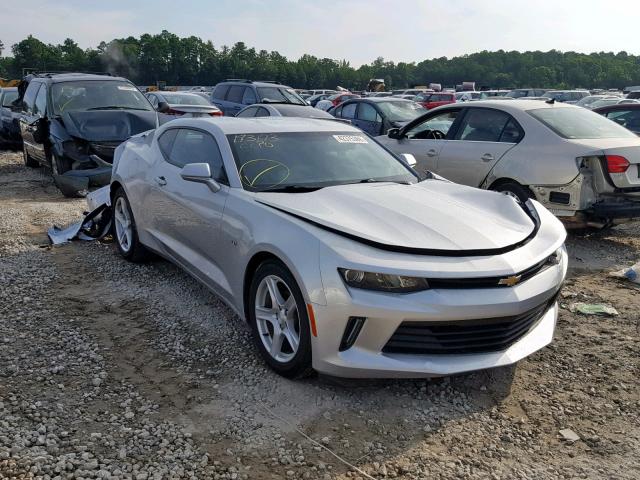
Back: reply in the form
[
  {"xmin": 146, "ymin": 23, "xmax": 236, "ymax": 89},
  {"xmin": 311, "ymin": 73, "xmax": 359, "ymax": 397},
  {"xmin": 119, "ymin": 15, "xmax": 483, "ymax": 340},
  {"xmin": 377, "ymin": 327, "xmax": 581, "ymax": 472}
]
[
  {"xmin": 254, "ymin": 275, "xmax": 301, "ymax": 363},
  {"xmin": 114, "ymin": 196, "xmax": 133, "ymax": 253}
]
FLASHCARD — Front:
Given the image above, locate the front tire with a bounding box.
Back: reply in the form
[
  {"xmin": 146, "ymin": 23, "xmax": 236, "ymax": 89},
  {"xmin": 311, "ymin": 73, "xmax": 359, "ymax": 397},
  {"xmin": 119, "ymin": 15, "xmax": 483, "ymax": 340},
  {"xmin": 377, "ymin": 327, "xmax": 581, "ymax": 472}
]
[
  {"xmin": 248, "ymin": 260, "xmax": 313, "ymax": 378},
  {"xmin": 112, "ymin": 188, "xmax": 149, "ymax": 263}
]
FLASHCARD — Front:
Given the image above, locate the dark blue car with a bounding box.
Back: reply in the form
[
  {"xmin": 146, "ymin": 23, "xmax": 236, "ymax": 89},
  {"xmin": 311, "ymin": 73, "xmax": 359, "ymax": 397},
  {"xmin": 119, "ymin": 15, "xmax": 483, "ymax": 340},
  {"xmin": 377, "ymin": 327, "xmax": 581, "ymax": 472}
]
[
  {"xmin": 330, "ymin": 98, "xmax": 427, "ymax": 136},
  {"xmin": 210, "ymin": 80, "xmax": 306, "ymax": 116}
]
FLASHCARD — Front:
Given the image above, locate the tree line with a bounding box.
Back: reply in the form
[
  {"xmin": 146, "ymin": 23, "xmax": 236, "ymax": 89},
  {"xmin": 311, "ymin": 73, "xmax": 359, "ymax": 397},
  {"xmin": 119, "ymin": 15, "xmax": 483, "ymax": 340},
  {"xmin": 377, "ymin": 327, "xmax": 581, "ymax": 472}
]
[{"xmin": 1, "ymin": 31, "xmax": 639, "ymax": 90}]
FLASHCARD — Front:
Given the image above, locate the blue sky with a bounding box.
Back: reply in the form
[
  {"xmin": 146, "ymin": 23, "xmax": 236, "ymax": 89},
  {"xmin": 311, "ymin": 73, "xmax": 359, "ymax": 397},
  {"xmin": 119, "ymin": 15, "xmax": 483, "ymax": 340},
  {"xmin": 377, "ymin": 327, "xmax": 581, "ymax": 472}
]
[{"xmin": 2, "ymin": 0, "xmax": 636, "ymax": 66}]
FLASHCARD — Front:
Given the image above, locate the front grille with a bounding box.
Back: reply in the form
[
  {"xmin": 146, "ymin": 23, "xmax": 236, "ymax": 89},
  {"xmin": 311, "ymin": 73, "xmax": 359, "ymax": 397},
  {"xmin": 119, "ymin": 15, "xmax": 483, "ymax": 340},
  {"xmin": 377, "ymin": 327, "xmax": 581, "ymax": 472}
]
[
  {"xmin": 382, "ymin": 293, "xmax": 559, "ymax": 355},
  {"xmin": 427, "ymin": 256, "xmax": 553, "ymax": 290}
]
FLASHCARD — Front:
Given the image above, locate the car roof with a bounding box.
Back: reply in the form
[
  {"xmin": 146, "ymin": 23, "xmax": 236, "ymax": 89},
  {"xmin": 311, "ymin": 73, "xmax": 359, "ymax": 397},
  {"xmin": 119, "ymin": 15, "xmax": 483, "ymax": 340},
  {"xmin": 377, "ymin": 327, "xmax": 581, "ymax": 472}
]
[
  {"xmin": 344, "ymin": 97, "xmax": 413, "ymax": 103},
  {"xmin": 166, "ymin": 116, "xmax": 360, "ymax": 135},
  {"xmin": 32, "ymin": 73, "xmax": 129, "ymax": 84},
  {"xmin": 219, "ymin": 81, "xmax": 292, "ymax": 88},
  {"xmin": 269, "ymin": 104, "xmax": 334, "ymax": 118},
  {"xmin": 593, "ymin": 103, "xmax": 640, "ymax": 112},
  {"xmin": 437, "ymin": 99, "xmax": 576, "ymax": 112}
]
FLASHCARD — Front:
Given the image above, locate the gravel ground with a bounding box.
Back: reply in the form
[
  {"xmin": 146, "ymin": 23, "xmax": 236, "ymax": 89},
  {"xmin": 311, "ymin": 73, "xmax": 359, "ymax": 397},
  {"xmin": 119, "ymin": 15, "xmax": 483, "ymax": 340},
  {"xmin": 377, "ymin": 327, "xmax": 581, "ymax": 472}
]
[{"xmin": 0, "ymin": 149, "xmax": 638, "ymax": 479}]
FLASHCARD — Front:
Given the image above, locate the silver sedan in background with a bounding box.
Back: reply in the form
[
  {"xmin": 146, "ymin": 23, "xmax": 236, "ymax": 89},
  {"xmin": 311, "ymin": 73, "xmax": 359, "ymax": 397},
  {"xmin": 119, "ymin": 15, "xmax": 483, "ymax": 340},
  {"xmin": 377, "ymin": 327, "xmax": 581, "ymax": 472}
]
[
  {"xmin": 111, "ymin": 117, "xmax": 566, "ymax": 379},
  {"xmin": 377, "ymin": 100, "xmax": 640, "ymax": 229}
]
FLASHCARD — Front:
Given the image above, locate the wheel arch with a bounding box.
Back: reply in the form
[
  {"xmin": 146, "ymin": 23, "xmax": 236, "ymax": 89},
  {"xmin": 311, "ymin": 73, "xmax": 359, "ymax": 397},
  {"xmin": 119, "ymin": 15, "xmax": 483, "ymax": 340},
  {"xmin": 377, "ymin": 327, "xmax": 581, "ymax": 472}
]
[
  {"xmin": 242, "ymin": 251, "xmax": 288, "ymax": 324},
  {"xmin": 487, "ymin": 177, "xmax": 536, "ymax": 199}
]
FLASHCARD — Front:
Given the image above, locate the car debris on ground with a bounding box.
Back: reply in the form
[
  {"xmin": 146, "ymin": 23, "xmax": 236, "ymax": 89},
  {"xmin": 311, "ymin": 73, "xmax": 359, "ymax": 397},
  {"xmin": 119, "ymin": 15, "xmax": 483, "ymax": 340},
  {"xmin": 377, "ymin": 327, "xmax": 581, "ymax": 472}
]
[{"xmin": 568, "ymin": 303, "xmax": 620, "ymax": 316}]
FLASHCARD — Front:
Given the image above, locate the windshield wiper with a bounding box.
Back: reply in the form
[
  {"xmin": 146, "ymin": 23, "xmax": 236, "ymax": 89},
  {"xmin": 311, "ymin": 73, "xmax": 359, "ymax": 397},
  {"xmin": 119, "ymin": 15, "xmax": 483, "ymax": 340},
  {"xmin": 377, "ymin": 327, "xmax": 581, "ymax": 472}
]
[
  {"xmin": 87, "ymin": 106, "xmax": 151, "ymax": 111},
  {"xmin": 260, "ymin": 185, "xmax": 323, "ymax": 193}
]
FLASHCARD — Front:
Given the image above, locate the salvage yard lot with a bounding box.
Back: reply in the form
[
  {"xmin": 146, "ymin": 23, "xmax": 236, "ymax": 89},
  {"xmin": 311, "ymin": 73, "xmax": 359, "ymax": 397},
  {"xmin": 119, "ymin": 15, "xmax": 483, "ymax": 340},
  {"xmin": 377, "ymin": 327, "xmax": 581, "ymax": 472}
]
[{"xmin": 0, "ymin": 150, "xmax": 638, "ymax": 479}]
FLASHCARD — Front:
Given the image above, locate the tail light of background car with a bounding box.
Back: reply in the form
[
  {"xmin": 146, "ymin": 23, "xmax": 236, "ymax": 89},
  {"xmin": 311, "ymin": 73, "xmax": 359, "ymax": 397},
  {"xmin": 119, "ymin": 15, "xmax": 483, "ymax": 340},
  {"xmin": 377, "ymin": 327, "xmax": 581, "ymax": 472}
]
[
  {"xmin": 606, "ymin": 155, "xmax": 630, "ymax": 173},
  {"xmin": 209, "ymin": 110, "xmax": 223, "ymax": 116}
]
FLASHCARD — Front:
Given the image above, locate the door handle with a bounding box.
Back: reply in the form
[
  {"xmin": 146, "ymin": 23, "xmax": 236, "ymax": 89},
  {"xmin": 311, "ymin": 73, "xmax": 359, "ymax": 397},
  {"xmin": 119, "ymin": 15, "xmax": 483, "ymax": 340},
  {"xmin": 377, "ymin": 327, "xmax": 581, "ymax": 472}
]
[
  {"xmin": 426, "ymin": 149, "xmax": 437, "ymax": 157},
  {"xmin": 155, "ymin": 176, "xmax": 167, "ymax": 186},
  {"xmin": 481, "ymin": 153, "xmax": 494, "ymax": 162}
]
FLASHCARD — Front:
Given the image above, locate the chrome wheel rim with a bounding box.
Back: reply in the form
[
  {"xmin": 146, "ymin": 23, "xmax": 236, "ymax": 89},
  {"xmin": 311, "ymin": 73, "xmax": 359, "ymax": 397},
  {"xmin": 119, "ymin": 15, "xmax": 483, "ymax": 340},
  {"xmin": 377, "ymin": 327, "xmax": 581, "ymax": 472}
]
[
  {"xmin": 114, "ymin": 197, "xmax": 133, "ymax": 253},
  {"xmin": 255, "ymin": 275, "xmax": 301, "ymax": 363}
]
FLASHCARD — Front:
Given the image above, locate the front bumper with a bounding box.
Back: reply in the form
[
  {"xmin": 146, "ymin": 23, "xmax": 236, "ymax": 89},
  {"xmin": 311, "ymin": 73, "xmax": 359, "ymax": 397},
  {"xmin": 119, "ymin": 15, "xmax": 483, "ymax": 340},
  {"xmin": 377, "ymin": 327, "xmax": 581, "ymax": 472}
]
[{"xmin": 311, "ymin": 244, "xmax": 567, "ymax": 378}]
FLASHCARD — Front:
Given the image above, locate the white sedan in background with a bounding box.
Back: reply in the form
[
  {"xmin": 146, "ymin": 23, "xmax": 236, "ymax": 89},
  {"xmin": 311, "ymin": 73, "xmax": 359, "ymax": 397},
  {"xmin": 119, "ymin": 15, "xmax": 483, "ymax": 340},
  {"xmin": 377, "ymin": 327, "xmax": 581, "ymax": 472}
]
[
  {"xmin": 377, "ymin": 100, "xmax": 640, "ymax": 229},
  {"xmin": 110, "ymin": 117, "xmax": 566, "ymax": 379}
]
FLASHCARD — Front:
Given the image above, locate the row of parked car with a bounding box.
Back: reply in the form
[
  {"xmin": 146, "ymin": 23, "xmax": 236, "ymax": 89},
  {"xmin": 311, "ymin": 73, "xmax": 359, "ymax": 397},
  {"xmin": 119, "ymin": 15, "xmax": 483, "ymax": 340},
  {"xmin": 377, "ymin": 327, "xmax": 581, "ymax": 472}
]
[{"xmin": 2, "ymin": 73, "xmax": 640, "ymax": 229}]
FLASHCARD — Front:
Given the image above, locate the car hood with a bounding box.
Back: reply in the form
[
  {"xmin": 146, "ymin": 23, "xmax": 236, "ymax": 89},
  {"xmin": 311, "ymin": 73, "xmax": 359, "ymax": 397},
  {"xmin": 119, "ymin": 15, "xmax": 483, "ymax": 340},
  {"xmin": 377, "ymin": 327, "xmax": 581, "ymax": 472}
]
[
  {"xmin": 61, "ymin": 110, "xmax": 158, "ymax": 141},
  {"xmin": 255, "ymin": 181, "xmax": 536, "ymax": 254}
]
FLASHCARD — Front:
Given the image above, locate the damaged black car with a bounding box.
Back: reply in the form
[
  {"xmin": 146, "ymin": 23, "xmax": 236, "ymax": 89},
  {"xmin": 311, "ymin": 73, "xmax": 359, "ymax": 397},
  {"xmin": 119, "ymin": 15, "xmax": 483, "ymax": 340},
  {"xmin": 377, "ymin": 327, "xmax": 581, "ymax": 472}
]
[{"xmin": 18, "ymin": 73, "xmax": 159, "ymax": 197}]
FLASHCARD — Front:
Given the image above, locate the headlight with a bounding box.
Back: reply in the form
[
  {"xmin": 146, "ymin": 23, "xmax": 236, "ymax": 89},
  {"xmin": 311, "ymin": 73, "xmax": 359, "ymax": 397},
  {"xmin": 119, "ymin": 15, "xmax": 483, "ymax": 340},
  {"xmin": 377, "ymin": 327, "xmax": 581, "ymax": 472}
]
[
  {"xmin": 338, "ymin": 268, "xmax": 430, "ymax": 293},
  {"xmin": 547, "ymin": 246, "xmax": 565, "ymax": 265}
]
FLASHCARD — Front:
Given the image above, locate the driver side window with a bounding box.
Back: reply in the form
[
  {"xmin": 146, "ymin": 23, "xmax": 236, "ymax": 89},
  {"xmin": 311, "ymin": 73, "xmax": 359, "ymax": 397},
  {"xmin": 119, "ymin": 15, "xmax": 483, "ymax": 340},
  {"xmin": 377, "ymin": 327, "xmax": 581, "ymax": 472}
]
[
  {"xmin": 406, "ymin": 110, "xmax": 459, "ymax": 139},
  {"xmin": 159, "ymin": 128, "xmax": 227, "ymax": 183}
]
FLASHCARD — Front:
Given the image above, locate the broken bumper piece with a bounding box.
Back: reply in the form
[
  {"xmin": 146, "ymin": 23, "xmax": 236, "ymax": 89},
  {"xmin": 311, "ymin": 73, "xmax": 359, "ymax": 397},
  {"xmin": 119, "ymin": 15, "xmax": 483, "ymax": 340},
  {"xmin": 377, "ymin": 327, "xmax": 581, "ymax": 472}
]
[{"xmin": 48, "ymin": 187, "xmax": 112, "ymax": 245}]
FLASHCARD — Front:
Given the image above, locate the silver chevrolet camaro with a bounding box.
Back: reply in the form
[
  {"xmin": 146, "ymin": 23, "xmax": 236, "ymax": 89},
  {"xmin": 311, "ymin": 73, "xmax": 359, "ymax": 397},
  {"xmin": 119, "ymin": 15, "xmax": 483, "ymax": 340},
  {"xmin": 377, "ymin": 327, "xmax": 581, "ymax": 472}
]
[{"xmin": 110, "ymin": 117, "xmax": 567, "ymax": 379}]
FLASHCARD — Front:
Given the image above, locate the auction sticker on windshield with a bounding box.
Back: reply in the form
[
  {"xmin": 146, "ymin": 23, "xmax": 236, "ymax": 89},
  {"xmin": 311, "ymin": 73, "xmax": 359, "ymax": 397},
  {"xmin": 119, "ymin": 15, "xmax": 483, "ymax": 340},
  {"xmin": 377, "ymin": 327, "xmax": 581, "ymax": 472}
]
[{"xmin": 333, "ymin": 135, "xmax": 368, "ymax": 144}]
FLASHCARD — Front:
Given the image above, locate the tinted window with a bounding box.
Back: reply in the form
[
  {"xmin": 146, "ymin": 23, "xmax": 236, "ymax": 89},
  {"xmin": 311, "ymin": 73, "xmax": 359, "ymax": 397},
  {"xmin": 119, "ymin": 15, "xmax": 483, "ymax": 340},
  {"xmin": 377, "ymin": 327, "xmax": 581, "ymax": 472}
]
[
  {"xmin": 237, "ymin": 107, "xmax": 258, "ymax": 117},
  {"xmin": 158, "ymin": 129, "xmax": 178, "ymax": 158},
  {"xmin": 34, "ymin": 85, "xmax": 48, "ymax": 116},
  {"xmin": 242, "ymin": 88, "xmax": 257, "ymax": 105},
  {"xmin": 147, "ymin": 94, "xmax": 159, "ymax": 108},
  {"xmin": 456, "ymin": 109, "xmax": 512, "ymax": 142},
  {"xmin": 499, "ymin": 119, "xmax": 523, "ymax": 143},
  {"xmin": 212, "ymin": 84, "xmax": 230, "ymax": 100},
  {"xmin": 406, "ymin": 110, "xmax": 459, "ymax": 139},
  {"xmin": 23, "ymin": 82, "xmax": 41, "ymax": 113},
  {"xmin": 2, "ymin": 90, "xmax": 19, "ymax": 107},
  {"xmin": 257, "ymin": 87, "xmax": 305, "ymax": 105},
  {"xmin": 255, "ymin": 107, "xmax": 270, "ymax": 117},
  {"xmin": 357, "ymin": 103, "xmax": 379, "ymax": 122},
  {"xmin": 167, "ymin": 129, "xmax": 226, "ymax": 181},
  {"xmin": 376, "ymin": 101, "xmax": 426, "ymax": 122},
  {"xmin": 227, "ymin": 86, "xmax": 245, "ymax": 104},
  {"xmin": 528, "ymin": 107, "xmax": 636, "ymax": 139},
  {"xmin": 161, "ymin": 93, "xmax": 211, "ymax": 105},
  {"xmin": 341, "ymin": 103, "xmax": 357, "ymax": 119},
  {"xmin": 606, "ymin": 110, "xmax": 640, "ymax": 130}
]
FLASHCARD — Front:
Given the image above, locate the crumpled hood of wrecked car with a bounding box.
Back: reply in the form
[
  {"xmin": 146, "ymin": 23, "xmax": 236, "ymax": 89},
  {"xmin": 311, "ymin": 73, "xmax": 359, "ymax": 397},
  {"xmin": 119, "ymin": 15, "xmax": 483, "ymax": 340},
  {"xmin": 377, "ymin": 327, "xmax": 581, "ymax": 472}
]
[
  {"xmin": 255, "ymin": 181, "xmax": 536, "ymax": 253},
  {"xmin": 61, "ymin": 111, "xmax": 158, "ymax": 142}
]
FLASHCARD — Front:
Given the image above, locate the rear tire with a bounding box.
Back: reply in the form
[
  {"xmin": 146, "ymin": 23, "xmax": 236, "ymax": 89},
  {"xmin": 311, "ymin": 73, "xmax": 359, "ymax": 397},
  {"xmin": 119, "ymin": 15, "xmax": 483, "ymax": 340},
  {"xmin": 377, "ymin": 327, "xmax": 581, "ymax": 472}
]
[
  {"xmin": 492, "ymin": 181, "xmax": 531, "ymax": 204},
  {"xmin": 112, "ymin": 188, "xmax": 149, "ymax": 263},
  {"xmin": 248, "ymin": 260, "xmax": 314, "ymax": 378},
  {"xmin": 22, "ymin": 144, "xmax": 39, "ymax": 168}
]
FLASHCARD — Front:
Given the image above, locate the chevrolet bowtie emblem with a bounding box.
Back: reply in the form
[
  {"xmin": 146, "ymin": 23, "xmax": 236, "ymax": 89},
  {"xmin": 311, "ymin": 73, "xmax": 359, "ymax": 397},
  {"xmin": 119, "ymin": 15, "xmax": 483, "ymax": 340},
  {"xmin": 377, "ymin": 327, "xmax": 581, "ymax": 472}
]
[{"xmin": 498, "ymin": 275, "xmax": 522, "ymax": 287}]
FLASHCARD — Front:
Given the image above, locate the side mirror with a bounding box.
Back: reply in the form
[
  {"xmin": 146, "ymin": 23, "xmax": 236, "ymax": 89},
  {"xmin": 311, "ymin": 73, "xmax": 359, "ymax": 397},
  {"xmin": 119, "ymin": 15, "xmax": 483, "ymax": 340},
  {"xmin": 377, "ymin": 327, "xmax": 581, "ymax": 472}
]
[
  {"xmin": 180, "ymin": 163, "xmax": 221, "ymax": 193},
  {"xmin": 157, "ymin": 101, "xmax": 170, "ymax": 113},
  {"xmin": 401, "ymin": 153, "xmax": 417, "ymax": 167},
  {"xmin": 388, "ymin": 128, "xmax": 403, "ymax": 140}
]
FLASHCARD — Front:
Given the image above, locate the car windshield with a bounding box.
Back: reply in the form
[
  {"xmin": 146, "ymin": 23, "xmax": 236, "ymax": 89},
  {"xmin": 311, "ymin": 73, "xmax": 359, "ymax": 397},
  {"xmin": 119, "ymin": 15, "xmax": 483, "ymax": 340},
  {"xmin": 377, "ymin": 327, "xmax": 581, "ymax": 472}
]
[
  {"xmin": 2, "ymin": 90, "xmax": 19, "ymax": 106},
  {"xmin": 505, "ymin": 90, "xmax": 528, "ymax": 98},
  {"xmin": 575, "ymin": 96, "xmax": 605, "ymax": 107},
  {"xmin": 227, "ymin": 131, "xmax": 417, "ymax": 192},
  {"xmin": 163, "ymin": 93, "xmax": 211, "ymax": 105},
  {"xmin": 528, "ymin": 107, "xmax": 637, "ymax": 139},
  {"xmin": 376, "ymin": 101, "xmax": 427, "ymax": 122},
  {"xmin": 52, "ymin": 80, "xmax": 153, "ymax": 114},
  {"xmin": 257, "ymin": 87, "xmax": 306, "ymax": 105},
  {"xmin": 589, "ymin": 99, "xmax": 620, "ymax": 109}
]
